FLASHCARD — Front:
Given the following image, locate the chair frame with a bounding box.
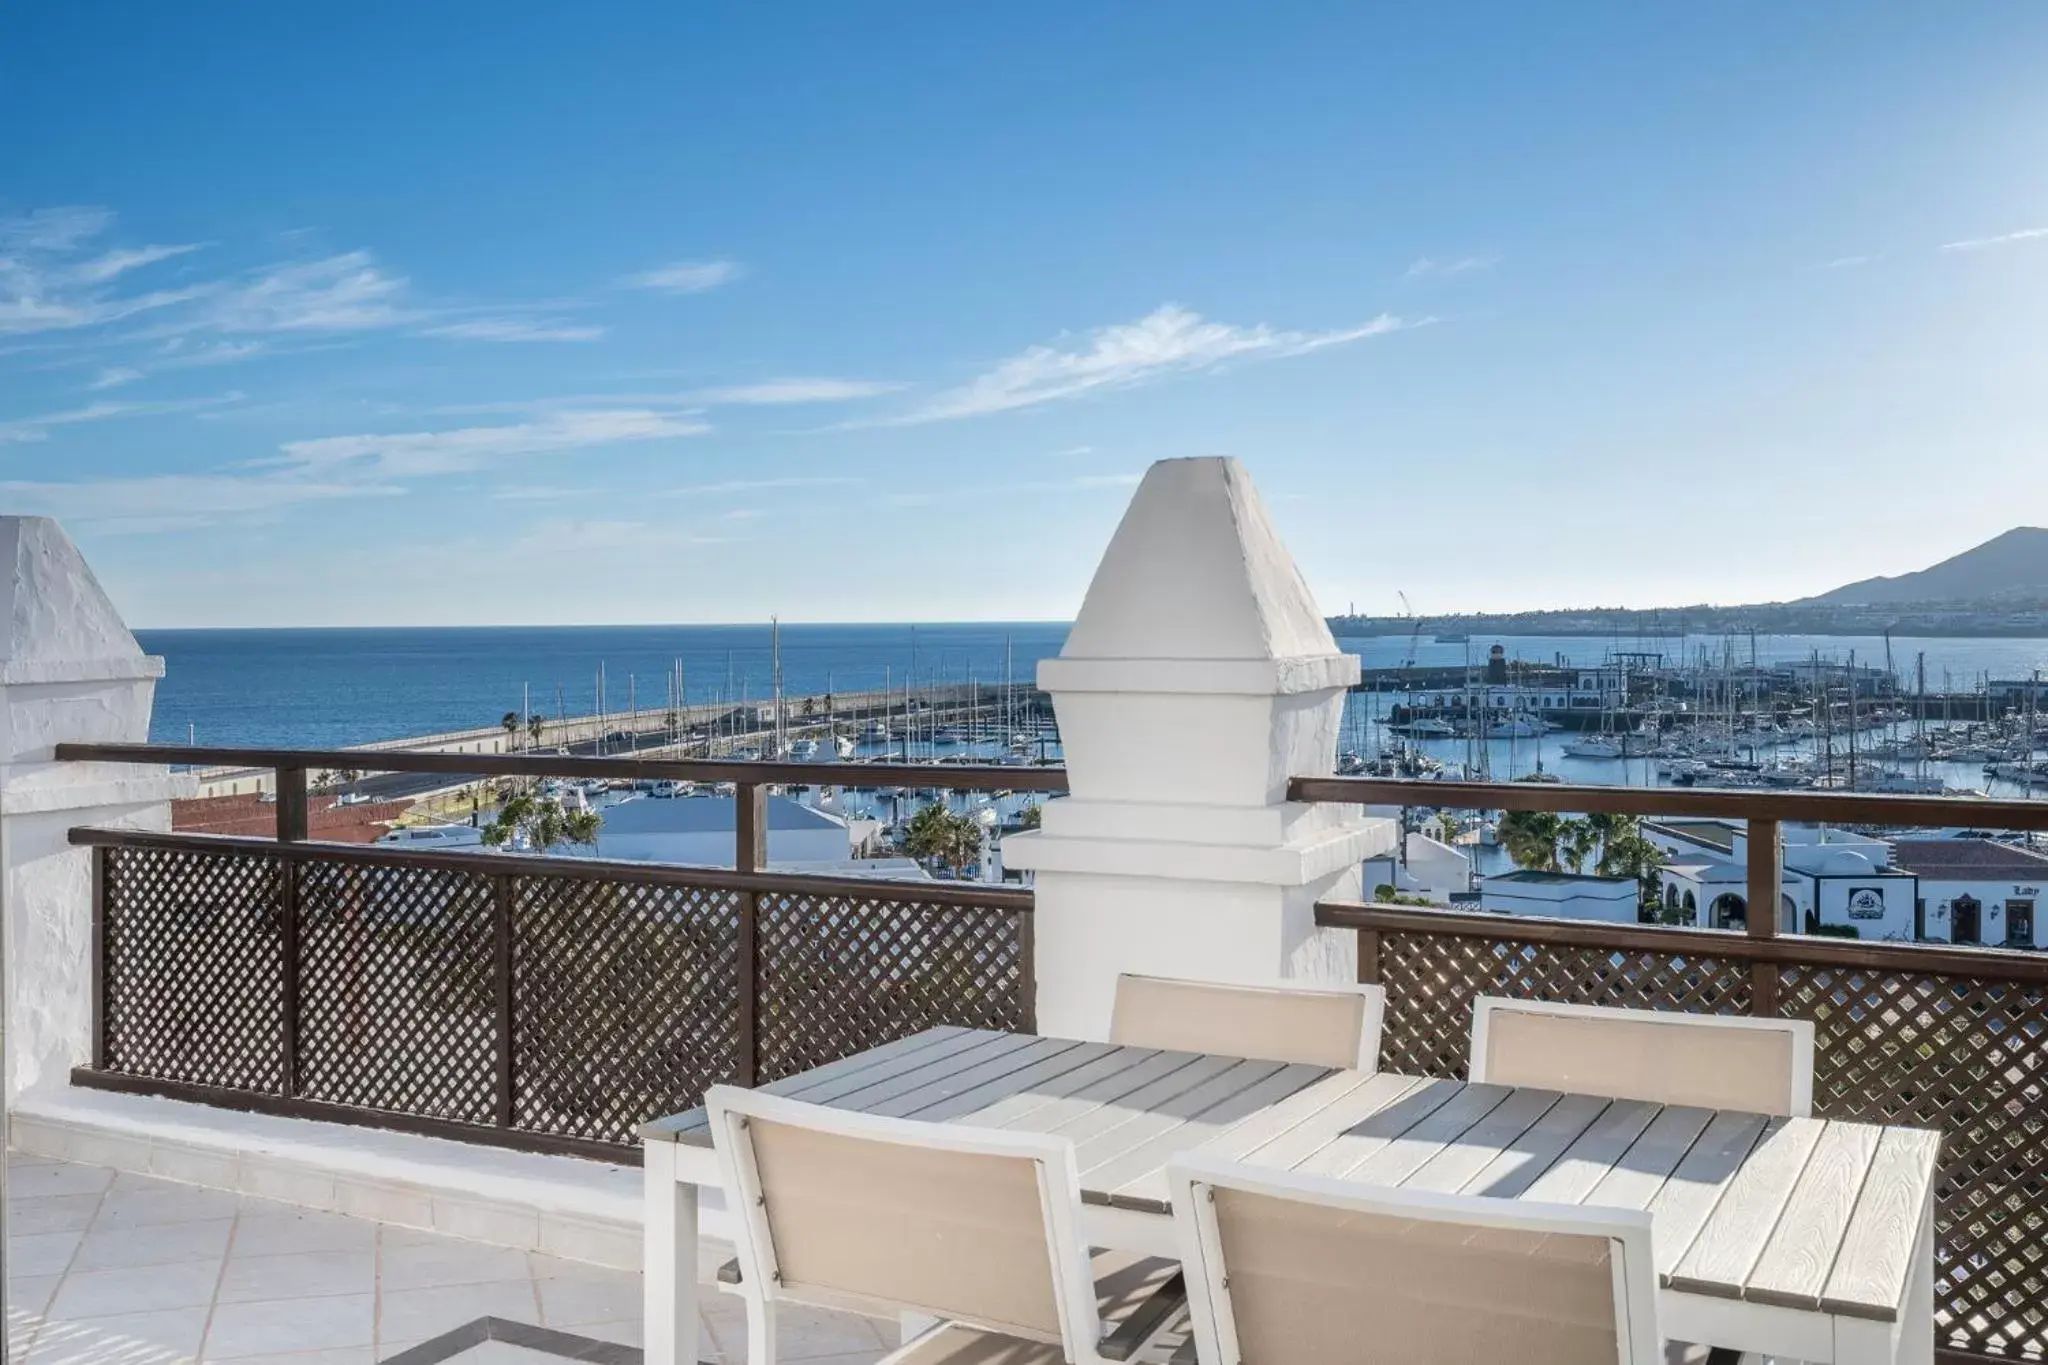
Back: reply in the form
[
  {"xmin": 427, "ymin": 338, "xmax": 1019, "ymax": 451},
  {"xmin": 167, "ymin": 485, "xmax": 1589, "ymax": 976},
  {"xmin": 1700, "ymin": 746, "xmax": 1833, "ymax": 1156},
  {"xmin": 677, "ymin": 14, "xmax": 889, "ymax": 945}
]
[
  {"xmin": 705, "ymin": 1084, "xmax": 1114, "ymax": 1365},
  {"xmin": 1111, "ymin": 973, "xmax": 1388, "ymax": 1071},
  {"xmin": 1467, "ymin": 996, "xmax": 1816, "ymax": 1118},
  {"xmin": 1165, "ymin": 1152, "xmax": 1663, "ymax": 1365}
]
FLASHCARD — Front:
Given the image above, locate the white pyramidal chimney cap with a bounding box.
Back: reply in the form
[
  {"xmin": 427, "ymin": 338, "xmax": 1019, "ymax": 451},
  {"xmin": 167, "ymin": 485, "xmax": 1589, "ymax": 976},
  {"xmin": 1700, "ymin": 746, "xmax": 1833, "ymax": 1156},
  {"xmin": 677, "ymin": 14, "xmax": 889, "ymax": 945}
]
[
  {"xmin": 0, "ymin": 516, "xmax": 163, "ymax": 685},
  {"xmin": 1040, "ymin": 457, "xmax": 1359, "ymax": 696}
]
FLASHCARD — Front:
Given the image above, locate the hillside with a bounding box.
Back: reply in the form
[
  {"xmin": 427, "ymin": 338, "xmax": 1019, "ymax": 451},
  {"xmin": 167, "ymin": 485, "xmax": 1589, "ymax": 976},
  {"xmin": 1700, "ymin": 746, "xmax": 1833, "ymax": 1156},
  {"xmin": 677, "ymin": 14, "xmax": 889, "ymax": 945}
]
[{"xmin": 1804, "ymin": 527, "xmax": 2048, "ymax": 606}]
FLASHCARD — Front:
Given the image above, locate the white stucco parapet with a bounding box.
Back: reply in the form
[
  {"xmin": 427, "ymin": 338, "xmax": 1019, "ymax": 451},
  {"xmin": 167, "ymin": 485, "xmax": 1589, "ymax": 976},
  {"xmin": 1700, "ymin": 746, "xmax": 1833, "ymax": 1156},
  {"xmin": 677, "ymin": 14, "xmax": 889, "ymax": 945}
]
[
  {"xmin": 1, "ymin": 516, "xmax": 185, "ymax": 1099},
  {"xmin": 1003, "ymin": 457, "xmax": 1394, "ymax": 1039}
]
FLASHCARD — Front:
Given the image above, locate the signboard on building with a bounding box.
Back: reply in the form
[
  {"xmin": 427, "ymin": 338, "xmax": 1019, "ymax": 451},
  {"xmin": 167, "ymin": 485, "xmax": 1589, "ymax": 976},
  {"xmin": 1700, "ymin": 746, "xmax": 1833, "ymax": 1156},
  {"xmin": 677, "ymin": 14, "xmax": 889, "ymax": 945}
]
[{"xmin": 1847, "ymin": 887, "xmax": 1887, "ymax": 921}]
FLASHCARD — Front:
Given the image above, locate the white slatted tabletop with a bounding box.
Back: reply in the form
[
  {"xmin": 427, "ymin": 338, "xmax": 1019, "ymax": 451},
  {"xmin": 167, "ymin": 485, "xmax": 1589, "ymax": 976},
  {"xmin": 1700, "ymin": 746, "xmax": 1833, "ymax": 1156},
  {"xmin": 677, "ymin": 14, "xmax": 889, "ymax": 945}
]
[{"xmin": 643, "ymin": 1027, "xmax": 1939, "ymax": 1365}]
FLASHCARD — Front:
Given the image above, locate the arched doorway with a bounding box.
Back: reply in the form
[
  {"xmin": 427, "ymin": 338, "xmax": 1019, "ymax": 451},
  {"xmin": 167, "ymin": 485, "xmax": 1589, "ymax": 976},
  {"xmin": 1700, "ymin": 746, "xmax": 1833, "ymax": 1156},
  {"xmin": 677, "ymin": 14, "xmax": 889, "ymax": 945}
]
[
  {"xmin": 1952, "ymin": 895, "xmax": 1982, "ymax": 945},
  {"xmin": 1682, "ymin": 889, "xmax": 1697, "ymax": 924},
  {"xmin": 1709, "ymin": 892, "xmax": 1747, "ymax": 931}
]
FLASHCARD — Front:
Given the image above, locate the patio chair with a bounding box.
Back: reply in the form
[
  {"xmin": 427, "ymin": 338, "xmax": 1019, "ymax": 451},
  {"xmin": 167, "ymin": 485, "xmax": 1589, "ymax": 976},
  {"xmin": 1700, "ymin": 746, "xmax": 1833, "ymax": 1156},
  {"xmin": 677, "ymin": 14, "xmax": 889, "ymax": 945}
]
[
  {"xmin": 1467, "ymin": 996, "xmax": 1815, "ymax": 1117},
  {"xmin": 705, "ymin": 1085, "xmax": 1184, "ymax": 1365},
  {"xmin": 1165, "ymin": 1153, "xmax": 1665, "ymax": 1365},
  {"xmin": 1109, "ymin": 974, "xmax": 1385, "ymax": 1071}
]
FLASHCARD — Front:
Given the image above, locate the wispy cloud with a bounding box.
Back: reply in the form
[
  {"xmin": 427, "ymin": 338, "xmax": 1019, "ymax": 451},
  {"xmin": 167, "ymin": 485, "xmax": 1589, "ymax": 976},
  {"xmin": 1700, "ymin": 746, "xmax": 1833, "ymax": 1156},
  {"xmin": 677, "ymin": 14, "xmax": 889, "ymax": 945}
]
[
  {"xmin": 882, "ymin": 304, "xmax": 1413, "ymax": 425},
  {"xmin": 82, "ymin": 340, "xmax": 275, "ymax": 390},
  {"xmin": 0, "ymin": 470, "xmax": 394, "ymax": 534},
  {"xmin": 0, "ymin": 392, "xmax": 244, "ymax": 444},
  {"xmin": 623, "ymin": 259, "xmax": 744, "ymax": 294},
  {"xmin": 0, "ymin": 207, "xmax": 207, "ymax": 337},
  {"xmin": 420, "ymin": 317, "xmax": 606, "ymax": 343},
  {"xmin": 273, "ymin": 408, "xmax": 709, "ymax": 478},
  {"xmin": 195, "ymin": 251, "xmax": 411, "ymax": 332},
  {"xmin": 659, "ymin": 474, "xmax": 864, "ymax": 497},
  {"xmin": 1940, "ymin": 227, "xmax": 2048, "ymax": 253},
  {"xmin": 73, "ymin": 243, "xmax": 204, "ymax": 285},
  {"xmin": 687, "ymin": 377, "xmax": 901, "ymax": 405},
  {"xmin": 1405, "ymin": 254, "xmax": 1500, "ymax": 278},
  {"xmin": 1822, "ymin": 254, "xmax": 1882, "ymax": 269}
]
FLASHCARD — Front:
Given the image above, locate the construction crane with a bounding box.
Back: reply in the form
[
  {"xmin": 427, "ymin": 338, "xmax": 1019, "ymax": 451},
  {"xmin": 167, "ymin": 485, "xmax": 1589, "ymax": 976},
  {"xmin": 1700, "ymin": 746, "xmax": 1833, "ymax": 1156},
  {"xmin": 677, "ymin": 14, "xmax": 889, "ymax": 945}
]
[{"xmin": 1398, "ymin": 591, "xmax": 1424, "ymax": 671}]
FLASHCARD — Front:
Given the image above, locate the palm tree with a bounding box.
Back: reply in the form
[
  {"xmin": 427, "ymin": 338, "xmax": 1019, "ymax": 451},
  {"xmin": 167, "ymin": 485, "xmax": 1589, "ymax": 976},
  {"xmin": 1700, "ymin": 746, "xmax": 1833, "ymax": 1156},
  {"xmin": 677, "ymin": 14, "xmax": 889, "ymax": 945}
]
[
  {"xmin": 526, "ymin": 713, "xmax": 546, "ymax": 749},
  {"xmin": 903, "ymin": 802, "xmax": 980, "ymax": 871},
  {"xmin": 1499, "ymin": 810, "xmax": 1567, "ymax": 872},
  {"xmin": 481, "ymin": 789, "xmax": 602, "ymax": 853},
  {"xmin": 501, "ymin": 711, "xmax": 522, "ymax": 749}
]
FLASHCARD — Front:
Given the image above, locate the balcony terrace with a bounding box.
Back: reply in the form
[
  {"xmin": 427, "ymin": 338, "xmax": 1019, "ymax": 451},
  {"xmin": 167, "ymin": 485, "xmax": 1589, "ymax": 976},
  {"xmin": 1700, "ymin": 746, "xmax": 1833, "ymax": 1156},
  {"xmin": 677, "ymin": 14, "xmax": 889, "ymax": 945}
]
[{"xmin": 3, "ymin": 459, "xmax": 2044, "ymax": 1365}]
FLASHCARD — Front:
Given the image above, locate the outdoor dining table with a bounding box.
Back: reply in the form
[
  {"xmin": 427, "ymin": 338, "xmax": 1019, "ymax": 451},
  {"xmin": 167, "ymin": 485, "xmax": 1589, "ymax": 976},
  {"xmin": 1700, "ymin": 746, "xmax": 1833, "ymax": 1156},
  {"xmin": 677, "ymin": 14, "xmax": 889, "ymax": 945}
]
[{"xmin": 640, "ymin": 1025, "xmax": 1939, "ymax": 1365}]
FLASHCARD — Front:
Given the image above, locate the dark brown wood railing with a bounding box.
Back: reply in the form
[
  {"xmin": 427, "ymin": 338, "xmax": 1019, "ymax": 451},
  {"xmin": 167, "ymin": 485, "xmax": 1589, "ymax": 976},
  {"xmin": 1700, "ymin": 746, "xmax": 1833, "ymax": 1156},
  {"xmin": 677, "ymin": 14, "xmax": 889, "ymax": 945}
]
[{"xmin": 60, "ymin": 744, "xmax": 1050, "ymax": 1161}]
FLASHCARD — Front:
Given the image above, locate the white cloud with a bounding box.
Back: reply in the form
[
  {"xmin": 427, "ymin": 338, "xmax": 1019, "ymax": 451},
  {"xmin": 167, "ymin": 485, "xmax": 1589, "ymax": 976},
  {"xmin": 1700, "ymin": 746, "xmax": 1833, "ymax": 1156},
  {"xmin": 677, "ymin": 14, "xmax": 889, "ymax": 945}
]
[
  {"xmin": 688, "ymin": 377, "xmax": 901, "ymax": 405},
  {"xmin": 0, "ymin": 208, "xmax": 208, "ymax": 336},
  {"xmin": 1940, "ymin": 227, "xmax": 2048, "ymax": 253},
  {"xmin": 81, "ymin": 340, "xmax": 274, "ymax": 391},
  {"xmin": 887, "ymin": 304, "xmax": 1412, "ymax": 424},
  {"xmin": 0, "ymin": 206, "xmax": 114, "ymax": 254},
  {"xmin": 0, "ymin": 392, "xmax": 244, "ymax": 444},
  {"xmin": 0, "ymin": 470, "xmax": 394, "ymax": 533},
  {"xmin": 1822, "ymin": 254, "xmax": 1881, "ymax": 269},
  {"xmin": 198, "ymin": 252, "xmax": 410, "ymax": 332},
  {"xmin": 73, "ymin": 243, "xmax": 204, "ymax": 284},
  {"xmin": 275, "ymin": 408, "xmax": 709, "ymax": 478},
  {"xmin": 659, "ymin": 475, "xmax": 864, "ymax": 497},
  {"xmin": 1405, "ymin": 254, "xmax": 1500, "ymax": 278},
  {"xmin": 623, "ymin": 259, "xmax": 743, "ymax": 293},
  {"xmin": 421, "ymin": 318, "xmax": 606, "ymax": 343}
]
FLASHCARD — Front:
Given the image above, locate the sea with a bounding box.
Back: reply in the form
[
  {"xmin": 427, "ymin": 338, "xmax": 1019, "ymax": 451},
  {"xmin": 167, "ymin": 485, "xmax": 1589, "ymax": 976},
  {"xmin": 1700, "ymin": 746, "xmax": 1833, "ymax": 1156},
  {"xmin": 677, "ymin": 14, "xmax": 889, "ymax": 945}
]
[{"xmin": 136, "ymin": 624, "xmax": 2048, "ymax": 752}]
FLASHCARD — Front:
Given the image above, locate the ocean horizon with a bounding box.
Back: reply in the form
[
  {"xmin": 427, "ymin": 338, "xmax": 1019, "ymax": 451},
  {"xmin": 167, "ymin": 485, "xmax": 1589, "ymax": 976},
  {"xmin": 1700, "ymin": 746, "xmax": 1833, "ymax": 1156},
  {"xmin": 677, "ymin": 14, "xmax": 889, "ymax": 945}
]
[{"xmin": 134, "ymin": 623, "xmax": 2048, "ymax": 752}]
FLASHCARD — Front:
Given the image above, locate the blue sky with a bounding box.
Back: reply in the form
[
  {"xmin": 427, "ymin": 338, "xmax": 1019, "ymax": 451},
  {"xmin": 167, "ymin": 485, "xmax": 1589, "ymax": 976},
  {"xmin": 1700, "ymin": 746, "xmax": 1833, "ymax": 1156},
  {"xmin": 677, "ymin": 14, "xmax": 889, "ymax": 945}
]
[{"xmin": 3, "ymin": 3, "xmax": 2045, "ymax": 627}]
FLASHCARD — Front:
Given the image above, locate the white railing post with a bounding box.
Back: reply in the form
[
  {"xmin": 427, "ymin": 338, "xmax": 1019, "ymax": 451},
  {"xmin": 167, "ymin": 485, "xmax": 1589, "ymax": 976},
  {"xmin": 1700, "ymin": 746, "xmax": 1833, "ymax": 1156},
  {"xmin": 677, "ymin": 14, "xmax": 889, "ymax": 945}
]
[{"xmin": 1003, "ymin": 458, "xmax": 1398, "ymax": 1039}]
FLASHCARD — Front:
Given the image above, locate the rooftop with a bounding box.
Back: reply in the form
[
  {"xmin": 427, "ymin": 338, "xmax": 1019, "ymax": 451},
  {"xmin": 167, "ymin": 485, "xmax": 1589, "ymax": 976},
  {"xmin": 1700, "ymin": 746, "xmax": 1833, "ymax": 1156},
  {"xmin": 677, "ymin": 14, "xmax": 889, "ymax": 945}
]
[
  {"xmin": 1643, "ymin": 819, "xmax": 1737, "ymax": 854},
  {"xmin": 1484, "ymin": 869, "xmax": 1634, "ymax": 885},
  {"xmin": 1887, "ymin": 838, "xmax": 2048, "ymax": 878}
]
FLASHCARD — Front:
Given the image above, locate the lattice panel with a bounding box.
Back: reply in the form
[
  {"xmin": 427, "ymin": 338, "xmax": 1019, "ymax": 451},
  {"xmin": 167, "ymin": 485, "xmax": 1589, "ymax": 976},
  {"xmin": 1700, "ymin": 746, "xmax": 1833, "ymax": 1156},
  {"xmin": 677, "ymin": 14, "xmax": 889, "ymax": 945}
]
[
  {"xmin": 511, "ymin": 876, "xmax": 742, "ymax": 1144},
  {"xmin": 1781, "ymin": 965, "xmax": 2048, "ymax": 1362},
  {"xmin": 756, "ymin": 890, "xmax": 1028, "ymax": 1082},
  {"xmin": 102, "ymin": 845, "xmax": 285, "ymax": 1091},
  {"xmin": 297, "ymin": 860, "xmax": 498, "ymax": 1123},
  {"xmin": 1375, "ymin": 930, "xmax": 1755, "ymax": 1078}
]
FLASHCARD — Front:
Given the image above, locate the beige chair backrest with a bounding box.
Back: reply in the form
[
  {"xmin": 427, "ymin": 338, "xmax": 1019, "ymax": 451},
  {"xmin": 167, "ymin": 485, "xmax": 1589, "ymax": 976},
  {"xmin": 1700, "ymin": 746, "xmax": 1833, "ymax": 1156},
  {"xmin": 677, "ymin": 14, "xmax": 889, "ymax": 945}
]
[
  {"xmin": 705, "ymin": 1085, "xmax": 1099, "ymax": 1350},
  {"xmin": 1469, "ymin": 996, "xmax": 1815, "ymax": 1117},
  {"xmin": 1110, "ymin": 974, "xmax": 1383, "ymax": 1070},
  {"xmin": 1168, "ymin": 1156, "xmax": 1659, "ymax": 1365}
]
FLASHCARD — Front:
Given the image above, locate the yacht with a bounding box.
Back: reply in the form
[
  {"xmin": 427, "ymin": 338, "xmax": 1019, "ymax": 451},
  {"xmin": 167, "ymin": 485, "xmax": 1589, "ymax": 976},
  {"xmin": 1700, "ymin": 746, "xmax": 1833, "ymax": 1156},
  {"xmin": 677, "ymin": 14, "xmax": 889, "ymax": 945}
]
[
  {"xmin": 1485, "ymin": 716, "xmax": 1542, "ymax": 739},
  {"xmin": 376, "ymin": 824, "xmax": 484, "ymax": 850},
  {"xmin": 1400, "ymin": 718, "xmax": 1457, "ymax": 739},
  {"xmin": 790, "ymin": 737, "xmax": 821, "ymax": 759},
  {"xmin": 1560, "ymin": 736, "xmax": 1624, "ymax": 760}
]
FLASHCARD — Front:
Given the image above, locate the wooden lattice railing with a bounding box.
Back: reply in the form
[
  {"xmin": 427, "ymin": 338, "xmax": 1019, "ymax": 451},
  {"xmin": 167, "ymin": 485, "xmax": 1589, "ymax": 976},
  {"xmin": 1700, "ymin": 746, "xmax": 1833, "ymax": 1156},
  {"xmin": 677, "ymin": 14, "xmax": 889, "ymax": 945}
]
[
  {"xmin": 1302, "ymin": 772, "xmax": 2048, "ymax": 1364},
  {"xmin": 72, "ymin": 828, "xmax": 1032, "ymax": 1160}
]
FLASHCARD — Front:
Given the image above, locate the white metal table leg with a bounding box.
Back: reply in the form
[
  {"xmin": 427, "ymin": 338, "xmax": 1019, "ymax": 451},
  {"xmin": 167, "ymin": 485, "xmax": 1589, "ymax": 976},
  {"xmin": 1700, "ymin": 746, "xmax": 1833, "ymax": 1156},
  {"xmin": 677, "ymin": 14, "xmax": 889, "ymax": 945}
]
[
  {"xmin": 1833, "ymin": 1196, "xmax": 1936, "ymax": 1365},
  {"xmin": 645, "ymin": 1140, "xmax": 703, "ymax": 1365},
  {"xmin": 1893, "ymin": 1203, "xmax": 1935, "ymax": 1365}
]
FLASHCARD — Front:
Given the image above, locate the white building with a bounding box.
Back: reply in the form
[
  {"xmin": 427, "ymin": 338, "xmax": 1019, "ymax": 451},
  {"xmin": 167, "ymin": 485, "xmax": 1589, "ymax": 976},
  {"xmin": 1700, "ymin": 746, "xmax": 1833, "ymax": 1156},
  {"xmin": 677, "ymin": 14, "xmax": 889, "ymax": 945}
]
[
  {"xmin": 1888, "ymin": 839, "xmax": 2048, "ymax": 949},
  {"xmin": 571, "ymin": 793, "xmax": 861, "ymax": 868},
  {"xmin": 1362, "ymin": 832, "xmax": 1473, "ymax": 905},
  {"xmin": 1646, "ymin": 819, "xmax": 1924, "ymax": 942},
  {"xmin": 1479, "ymin": 869, "xmax": 1640, "ymax": 923}
]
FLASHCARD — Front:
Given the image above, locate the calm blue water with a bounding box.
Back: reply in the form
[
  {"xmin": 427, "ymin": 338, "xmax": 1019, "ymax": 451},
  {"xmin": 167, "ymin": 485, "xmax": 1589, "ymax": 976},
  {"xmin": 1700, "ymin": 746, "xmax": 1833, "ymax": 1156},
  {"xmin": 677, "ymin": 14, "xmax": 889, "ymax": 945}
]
[
  {"xmin": 137, "ymin": 625, "xmax": 2048, "ymax": 751},
  {"xmin": 137, "ymin": 623, "xmax": 1071, "ymax": 748}
]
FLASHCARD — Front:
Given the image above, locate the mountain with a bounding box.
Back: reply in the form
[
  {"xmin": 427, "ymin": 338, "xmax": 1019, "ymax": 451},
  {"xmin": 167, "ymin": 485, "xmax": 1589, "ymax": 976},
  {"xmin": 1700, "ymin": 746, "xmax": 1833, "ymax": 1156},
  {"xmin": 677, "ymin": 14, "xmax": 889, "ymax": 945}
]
[{"xmin": 1805, "ymin": 527, "xmax": 2048, "ymax": 606}]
